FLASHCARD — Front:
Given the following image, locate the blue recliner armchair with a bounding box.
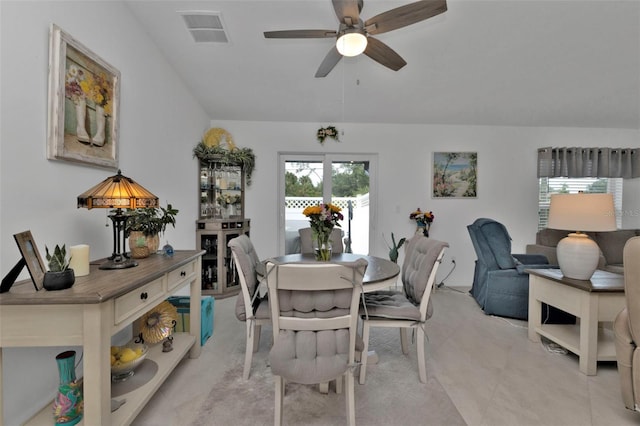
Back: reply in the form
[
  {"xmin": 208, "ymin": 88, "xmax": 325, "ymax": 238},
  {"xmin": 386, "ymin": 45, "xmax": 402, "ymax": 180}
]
[{"xmin": 467, "ymin": 218, "xmax": 551, "ymax": 320}]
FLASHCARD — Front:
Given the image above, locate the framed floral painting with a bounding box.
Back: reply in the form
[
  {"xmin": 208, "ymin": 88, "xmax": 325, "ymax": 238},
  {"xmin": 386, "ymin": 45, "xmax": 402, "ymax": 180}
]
[
  {"xmin": 47, "ymin": 24, "xmax": 120, "ymax": 169},
  {"xmin": 432, "ymin": 152, "xmax": 478, "ymax": 198}
]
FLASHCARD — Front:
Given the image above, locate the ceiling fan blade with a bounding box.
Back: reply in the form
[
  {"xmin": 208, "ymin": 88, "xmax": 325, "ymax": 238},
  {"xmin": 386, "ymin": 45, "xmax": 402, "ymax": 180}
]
[
  {"xmin": 315, "ymin": 46, "xmax": 343, "ymax": 78},
  {"xmin": 365, "ymin": 0, "xmax": 447, "ymax": 35},
  {"xmin": 363, "ymin": 37, "xmax": 407, "ymax": 71},
  {"xmin": 264, "ymin": 29, "xmax": 337, "ymax": 39},
  {"xmin": 332, "ymin": 0, "xmax": 361, "ymax": 25}
]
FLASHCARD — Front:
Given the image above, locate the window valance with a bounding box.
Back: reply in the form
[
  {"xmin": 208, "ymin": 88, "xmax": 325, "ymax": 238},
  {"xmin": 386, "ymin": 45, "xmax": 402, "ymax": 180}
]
[{"xmin": 537, "ymin": 147, "xmax": 639, "ymax": 178}]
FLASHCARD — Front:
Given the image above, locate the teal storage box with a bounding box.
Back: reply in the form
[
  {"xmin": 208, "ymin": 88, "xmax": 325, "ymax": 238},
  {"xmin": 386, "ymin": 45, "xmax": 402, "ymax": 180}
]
[{"xmin": 168, "ymin": 296, "xmax": 214, "ymax": 346}]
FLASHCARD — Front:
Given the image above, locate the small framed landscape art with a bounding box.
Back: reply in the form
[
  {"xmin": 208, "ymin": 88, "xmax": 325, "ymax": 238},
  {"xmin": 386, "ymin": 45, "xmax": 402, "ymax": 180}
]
[
  {"xmin": 432, "ymin": 152, "xmax": 477, "ymax": 198},
  {"xmin": 47, "ymin": 24, "xmax": 120, "ymax": 170}
]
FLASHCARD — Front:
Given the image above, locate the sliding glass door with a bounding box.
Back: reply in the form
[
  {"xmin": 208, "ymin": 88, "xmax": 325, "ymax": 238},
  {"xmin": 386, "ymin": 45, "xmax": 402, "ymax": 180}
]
[{"xmin": 278, "ymin": 153, "xmax": 376, "ymax": 255}]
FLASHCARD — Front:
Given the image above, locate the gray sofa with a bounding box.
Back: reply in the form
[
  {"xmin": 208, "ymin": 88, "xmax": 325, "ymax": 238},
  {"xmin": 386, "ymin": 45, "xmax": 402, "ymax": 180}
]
[{"xmin": 526, "ymin": 228, "xmax": 640, "ymax": 274}]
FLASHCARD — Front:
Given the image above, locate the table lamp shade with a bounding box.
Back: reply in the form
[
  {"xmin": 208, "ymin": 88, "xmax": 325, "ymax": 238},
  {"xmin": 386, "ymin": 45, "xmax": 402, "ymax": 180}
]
[
  {"xmin": 548, "ymin": 193, "xmax": 616, "ymax": 280},
  {"xmin": 548, "ymin": 193, "xmax": 616, "ymax": 233},
  {"xmin": 77, "ymin": 170, "xmax": 158, "ymax": 210}
]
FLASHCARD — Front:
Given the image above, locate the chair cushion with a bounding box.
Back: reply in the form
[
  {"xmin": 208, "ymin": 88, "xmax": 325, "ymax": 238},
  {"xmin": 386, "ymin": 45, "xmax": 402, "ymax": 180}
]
[
  {"xmin": 269, "ymin": 329, "xmax": 349, "ymax": 384},
  {"xmin": 361, "ymin": 290, "xmax": 432, "ymax": 321},
  {"xmin": 229, "ymin": 236, "xmax": 260, "ymax": 294},
  {"xmin": 235, "ymin": 294, "xmax": 270, "ymax": 321},
  {"xmin": 228, "ymin": 236, "xmax": 261, "ymax": 321},
  {"xmin": 402, "ymin": 237, "xmax": 450, "ymax": 305},
  {"xmin": 277, "ymin": 289, "xmax": 352, "ymax": 318}
]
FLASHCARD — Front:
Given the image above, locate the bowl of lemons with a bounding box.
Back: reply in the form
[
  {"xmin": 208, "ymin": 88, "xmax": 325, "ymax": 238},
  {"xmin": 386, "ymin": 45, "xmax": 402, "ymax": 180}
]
[{"xmin": 110, "ymin": 341, "xmax": 148, "ymax": 382}]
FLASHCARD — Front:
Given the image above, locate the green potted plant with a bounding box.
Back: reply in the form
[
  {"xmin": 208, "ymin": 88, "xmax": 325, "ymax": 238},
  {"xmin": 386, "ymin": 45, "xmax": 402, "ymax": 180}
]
[
  {"xmin": 43, "ymin": 244, "xmax": 75, "ymax": 291},
  {"xmin": 385, "ymin": 232, "xmax": 406, "ymax": 264},
  {"xmin": 193, "ymin": 143, "xmax": 256, "ymax": 185},
  {"xmin": 124, "ymin": 203, "xmax": 179, "ymax": 256}
]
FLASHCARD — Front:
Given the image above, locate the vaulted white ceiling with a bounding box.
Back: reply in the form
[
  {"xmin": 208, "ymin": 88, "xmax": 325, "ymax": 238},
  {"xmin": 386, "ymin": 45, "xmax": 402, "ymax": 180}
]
[{"xmin": 124, "ymin": 0, "xmax": 640, "ymax": 129}]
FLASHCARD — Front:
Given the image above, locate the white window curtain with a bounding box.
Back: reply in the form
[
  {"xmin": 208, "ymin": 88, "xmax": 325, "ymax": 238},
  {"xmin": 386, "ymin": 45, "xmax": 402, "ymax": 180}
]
[{"xmin": 537, "ymin": 147, "xmax": 640, "ymax": 178}]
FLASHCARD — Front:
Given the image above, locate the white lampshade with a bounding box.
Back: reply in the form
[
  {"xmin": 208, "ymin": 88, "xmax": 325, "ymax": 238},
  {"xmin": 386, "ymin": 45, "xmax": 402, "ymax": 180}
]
[
  {"xmin": 548, "ymin": 193, "xmax": 616, "ymax": 280},
  {"xmin": 336, "ymin": 31, "xmax": 367, "ymax": 57}
]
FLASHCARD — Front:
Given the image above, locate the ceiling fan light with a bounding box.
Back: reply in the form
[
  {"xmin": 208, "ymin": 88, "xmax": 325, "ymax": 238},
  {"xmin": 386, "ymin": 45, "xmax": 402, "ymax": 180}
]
[{"xmin": 336, "ymin": 32, "xmax": 367, "ymax": 57}]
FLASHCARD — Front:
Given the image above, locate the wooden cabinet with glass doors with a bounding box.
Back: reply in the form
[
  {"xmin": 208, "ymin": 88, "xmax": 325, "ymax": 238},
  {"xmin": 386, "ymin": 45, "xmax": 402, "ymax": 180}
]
[{"xmin": 196, "ymin": 159, "xmax": 250, "ymax": 298}]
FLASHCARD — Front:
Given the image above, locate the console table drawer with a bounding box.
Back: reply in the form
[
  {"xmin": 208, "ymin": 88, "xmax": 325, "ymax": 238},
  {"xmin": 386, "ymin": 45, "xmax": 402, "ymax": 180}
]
[
  {"xmin": 114, "ymin": 276, "xmax": 166, "ymax": 324},
  {"xmin": 168, "ymin": 259, "xmax": 197, "ymax": 291}
]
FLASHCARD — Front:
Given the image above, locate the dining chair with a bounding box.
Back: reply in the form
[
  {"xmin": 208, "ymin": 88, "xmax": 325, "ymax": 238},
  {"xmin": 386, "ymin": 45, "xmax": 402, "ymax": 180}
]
[
  {"xmin": 359, "ymin": 235, "xmax": 448, "ymax": 384},
  {"xmin": 228, "ymin": 235, "xmax": 271, "ymax": 380},
  {"xmin": 265, "ymin": 258, "xmax": 368, "ymax": 426},
  {"xmin": 298, "ymin": 227, "xmax": 345, "ymax": 254}
]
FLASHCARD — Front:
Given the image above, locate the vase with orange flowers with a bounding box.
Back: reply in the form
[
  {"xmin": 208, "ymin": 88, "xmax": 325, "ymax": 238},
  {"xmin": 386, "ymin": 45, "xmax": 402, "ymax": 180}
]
[
  {"xmin": 409, "ymin": 208, "xmax": 434, "ymax": 237},
  {"xmin": 303, "ymin": 203, "xmax": 343, "ymax": 261}
]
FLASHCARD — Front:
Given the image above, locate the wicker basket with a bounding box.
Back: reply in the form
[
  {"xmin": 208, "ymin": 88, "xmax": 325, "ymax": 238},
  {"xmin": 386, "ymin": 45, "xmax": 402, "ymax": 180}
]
[{"xmin": 130, "ymin": 245, "xmax": 149, "ymax": 259}]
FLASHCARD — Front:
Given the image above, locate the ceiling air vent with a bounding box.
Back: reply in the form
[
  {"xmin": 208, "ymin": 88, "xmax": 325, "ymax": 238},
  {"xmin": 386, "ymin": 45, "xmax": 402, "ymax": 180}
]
[{"xmin": 180, "ymin": 11, "xmax": 229, "ymax": 43}]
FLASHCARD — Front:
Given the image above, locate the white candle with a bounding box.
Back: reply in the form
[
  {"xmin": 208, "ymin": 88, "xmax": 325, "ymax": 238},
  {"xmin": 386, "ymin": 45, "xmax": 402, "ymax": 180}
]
[{"xmin": 69, "ymin": 244, "xmax": 90, "ymax": 277}]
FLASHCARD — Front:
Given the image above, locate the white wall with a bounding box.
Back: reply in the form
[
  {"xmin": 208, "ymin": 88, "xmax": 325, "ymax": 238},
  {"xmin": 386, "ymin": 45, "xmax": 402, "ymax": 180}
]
[
  {"xmin": 0, "ymin": 2, "xmax": 210, "ymax": 424},
  {"xmin": 214, "ymin": 120, "xmax": 639, "ymax": 284},
  {"xmin": 1, "ymin": 2, "xmax": 639, "ymax": 425}
]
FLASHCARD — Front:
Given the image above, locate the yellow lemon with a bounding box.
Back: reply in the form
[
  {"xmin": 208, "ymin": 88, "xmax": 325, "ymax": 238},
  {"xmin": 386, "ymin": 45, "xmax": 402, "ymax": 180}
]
[
  {"xmin": 119, "ymin": 348, "xmax": 138, "ymax": 363},
  {"xmin": 111, "ymin": 354, "xmax": 117, "ymax": 366},
  {"xmin": 110, "ymin": 346, "xmax": 119, "ymax": 356},
  {"xmin": 134, "ymin": 347, "xmax": 144, "ymax": 357}
]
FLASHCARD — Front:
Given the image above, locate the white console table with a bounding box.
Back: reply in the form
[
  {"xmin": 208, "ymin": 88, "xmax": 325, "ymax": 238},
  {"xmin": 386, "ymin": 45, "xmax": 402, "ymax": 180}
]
[{"xmin": 0, "ymin": 250, "xmax": 204, "ymax": 425}]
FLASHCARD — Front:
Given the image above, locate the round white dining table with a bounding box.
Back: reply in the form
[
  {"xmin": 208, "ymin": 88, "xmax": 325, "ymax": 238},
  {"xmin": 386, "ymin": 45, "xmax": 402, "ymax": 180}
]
[{"xmin": 262, "ymin": 253, "xmax": 400, "ymax": 292}]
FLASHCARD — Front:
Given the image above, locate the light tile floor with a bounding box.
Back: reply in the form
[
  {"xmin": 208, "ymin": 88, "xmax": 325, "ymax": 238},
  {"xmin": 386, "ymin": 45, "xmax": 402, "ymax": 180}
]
[
  {"xmin": 428, "ymin": 286, "xmax": 638, "ymax": 426},
  {"xmin": 134, "ymin": 286, "xmax": 639, "ymax": 426}
]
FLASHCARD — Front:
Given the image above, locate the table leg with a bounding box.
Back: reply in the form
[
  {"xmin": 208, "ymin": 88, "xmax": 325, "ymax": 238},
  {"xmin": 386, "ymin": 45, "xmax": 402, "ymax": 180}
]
[
  {"xmin": 82, "ymin": 303, "xmax": 112, "ymax": 424},
  {"xmin": 579, "ymin": 292, "xmax": 599, "ymax": 375},
  {"xmin": 528, "ymin": 276, "xmax": 542, "ymax": 342}
]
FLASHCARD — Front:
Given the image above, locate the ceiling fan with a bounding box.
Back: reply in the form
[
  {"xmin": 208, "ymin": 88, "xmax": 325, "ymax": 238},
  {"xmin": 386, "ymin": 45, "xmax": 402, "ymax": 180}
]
[{"xmin": 263, "ymin": 0, "xmax": 447, "ymax": 77}]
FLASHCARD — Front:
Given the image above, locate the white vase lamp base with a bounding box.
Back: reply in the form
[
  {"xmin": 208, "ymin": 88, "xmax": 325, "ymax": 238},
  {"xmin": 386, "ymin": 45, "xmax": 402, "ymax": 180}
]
[{"xmin": 556, "ymin": 233, "xmax": 600, "ymax": 280}]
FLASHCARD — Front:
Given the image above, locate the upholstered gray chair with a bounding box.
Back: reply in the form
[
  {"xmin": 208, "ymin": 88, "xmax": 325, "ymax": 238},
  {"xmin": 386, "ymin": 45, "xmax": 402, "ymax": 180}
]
[
  {"xmin": 228, "ymin": 235, "xmax": 270, "ymax": 380},
  {"xmin": 614, "ymin": 236, "xmax": 640, "ymax": 412},
  {"xmin": 265, "ymin": 258, "xmax": 367, "ymax": 426},
  {"xmin": 359, "ymin": 236, "xmax": 448, "ymax": 384},
  {"xmin": 298, "ymin": 227, "xmax": 344, "ymax": 254}
]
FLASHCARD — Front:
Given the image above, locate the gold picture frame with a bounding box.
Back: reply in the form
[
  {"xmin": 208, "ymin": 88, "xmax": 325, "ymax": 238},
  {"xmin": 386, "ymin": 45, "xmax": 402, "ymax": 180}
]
[
  {"xmin": 47, "ymin": 24, "xmax": 120, "ymax": 170},
  {"xmin": 14, "ymin": 231, "xmax": 46, "ymax": 291}
]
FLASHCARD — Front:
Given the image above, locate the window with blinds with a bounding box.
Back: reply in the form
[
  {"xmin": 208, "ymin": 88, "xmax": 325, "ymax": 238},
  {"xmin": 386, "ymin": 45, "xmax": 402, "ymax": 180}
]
[{"xmin": 538, "ymin": 177, "xmax": 623, "ymax": 230}]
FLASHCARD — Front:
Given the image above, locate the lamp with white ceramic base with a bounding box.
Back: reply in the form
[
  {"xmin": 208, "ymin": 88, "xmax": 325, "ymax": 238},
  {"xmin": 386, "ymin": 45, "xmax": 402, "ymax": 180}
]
[{"xmin": 548, "ymin": 193, "xmax": 616, "ymax": 280}]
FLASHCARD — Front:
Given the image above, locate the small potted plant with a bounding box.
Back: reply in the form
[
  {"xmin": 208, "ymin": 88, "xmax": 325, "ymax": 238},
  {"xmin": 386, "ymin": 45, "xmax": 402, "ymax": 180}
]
[
  {"xmin": 385, "ymin": 232, "xmax": 406, "ymax": 264},
  {"xmin": 124, "ymin": 203, "xmax": 179, "ymax": 256},
  {"xmin": 43, "ymin": 244, "xmax": 75, "ymax": 291}
]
